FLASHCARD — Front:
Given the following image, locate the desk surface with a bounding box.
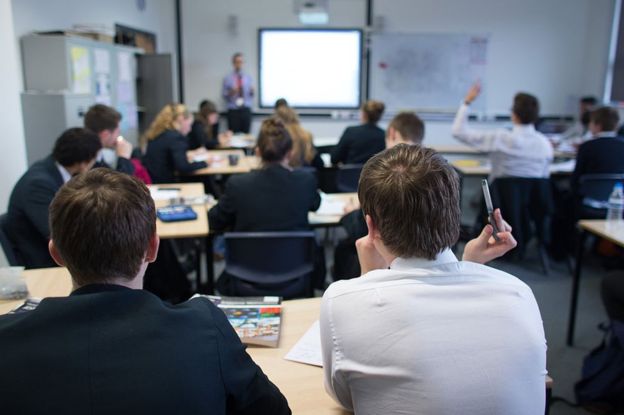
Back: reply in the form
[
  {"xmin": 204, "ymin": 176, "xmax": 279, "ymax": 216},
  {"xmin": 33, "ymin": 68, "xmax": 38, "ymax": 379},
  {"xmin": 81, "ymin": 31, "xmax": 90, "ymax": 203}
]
[
  {"xmin": 309, "ymin": 193, "xmax": 357, "ymax": 226},
  {"xmin": 0, "ymin": 269, "xmax": 346, "ymax": 414},
  {"xmin": 451, "ymin": 159, "xmax": 575, "ymax": 177},
  {"xmin": 578, "ymin": 220, "xmax": 624, "ymax": 247},
  {"xmin": 150, "ymin": 183, "xmax": 209, "ymax": 238},
  {"xmin": 191, "ymin": 150, "xmax": 253, "ymax": 175}
]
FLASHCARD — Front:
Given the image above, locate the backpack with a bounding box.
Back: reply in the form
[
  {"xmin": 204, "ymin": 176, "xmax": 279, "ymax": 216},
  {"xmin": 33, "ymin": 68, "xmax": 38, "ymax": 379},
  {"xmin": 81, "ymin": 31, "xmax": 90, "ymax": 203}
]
[{"xmin": 575, "ymin": 320, "xmax": 624, "ymax": 413}]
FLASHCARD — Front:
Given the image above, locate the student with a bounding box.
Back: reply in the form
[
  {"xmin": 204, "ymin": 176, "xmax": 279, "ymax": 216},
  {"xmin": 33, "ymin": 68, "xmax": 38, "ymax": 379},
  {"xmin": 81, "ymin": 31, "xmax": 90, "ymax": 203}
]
[
  {"xmin": 275, "ymin": 105, "xmax": 323, "ymax": 168},
  {"xmin": 188, "ymin": 99, "xmax": 232, "ymax": 150},
  {"xmin": 331, "ymin": 100, "xmax": 386, "ymax": 165},
  {"xmin": 84, "ymin": 104, "xmax": 134, "ymax": 174},
  {"xmin": 209, "ymin": 118, "xmax": 322, "ymax": 291},
  {"xmin": 452, "ymin": 83, "xmax": 553, "ymax": 180},
  {"xmin": 321, "ymin": 144, "xmax": 546, "ymax": 414},
  {"xmin": 6, "ymin": 128, "xmax": 101, "ymax": 268},
  {"xmin": 571, "ymin": 106, "xmax": 624, "ymax": 194},
  {"xmin": 0, "ymin": 169, "xmax": 291, "ymax": 414},
  {"xmin": 334, "ymin": 112, "xmax": 425, "ymax": 280},
  {"xmin": 560, "ymin": 96, "xmax": 598, "ymax": 144},
  {"xmin": 142, "ymin": 103, "xmax": 208, "ymax": 184},
  {"xmin": 222, "ymin": 52, "xmax": 254, "ymax": 133},
  {"xmin": 274, "ymin": 97, "xmax": 289, "ymax": 111}
]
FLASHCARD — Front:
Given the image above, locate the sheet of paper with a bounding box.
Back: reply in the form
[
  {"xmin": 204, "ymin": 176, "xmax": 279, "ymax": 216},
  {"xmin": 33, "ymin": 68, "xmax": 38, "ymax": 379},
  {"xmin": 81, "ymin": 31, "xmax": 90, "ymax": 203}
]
[
  {"xmin": 549, "ymin": 159, "xmax": 576, "ymax": 173},
  {"xmin": 284, "ymin": 320, "xmax": 323, "ymax": 367},
  {"xmin": 70, "ymin": 46, "xmax": 91, "ymax": 94},
  {"xmin": 316, "ymin": 198, "xmax": 346, "ymax": 216},
  {"xmin": 149, "ymin": 188, "xmax": 180, "ymax": 201}
]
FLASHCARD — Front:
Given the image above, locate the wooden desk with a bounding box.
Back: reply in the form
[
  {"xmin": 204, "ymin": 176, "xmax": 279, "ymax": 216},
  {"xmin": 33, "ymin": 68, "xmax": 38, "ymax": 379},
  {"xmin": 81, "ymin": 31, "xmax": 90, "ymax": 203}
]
[
  {"xmin": 567, "ymin": 220, "xmax": 624, "ymax": 345},
  {"xmin": 191, "ymin": 150, "xmax": 252, "ymax": 175},
  {"xmin": 150, "ymin": 183, "xmax": 209, "ymax": 238},
  {"xmin": 451, "ymin": 159, "xmax": 576, "ymax": 177},
  {"xmin": 309, "ymin": 193, "xmax": 358, "ymax": 227},
  {"xmin": 0, "ymin": 270, "xmax": 345, "ymax": 414}
]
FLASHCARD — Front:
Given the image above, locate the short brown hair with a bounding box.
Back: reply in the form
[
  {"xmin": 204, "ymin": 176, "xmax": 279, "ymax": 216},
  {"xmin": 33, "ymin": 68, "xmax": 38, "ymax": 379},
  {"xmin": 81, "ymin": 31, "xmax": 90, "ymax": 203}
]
[
  {"xmin": 49, "ymin": 169, "xmax": 156, "ymax": 286},
  {"xmin": 591, "ymin": 106, "xmax": 620, "ymax": 132},
  {"xmin": 257, "ymin": 117, "xmax": 293, "ymax": 163},
  {"xmin": 362, "ymin": 100, "xmax": 385, "ymax": 124},
  {"xmin": 84, "ymin": 104, "xmax": 122, "ymax": 134},
  {"xmin": 512, "ymin": 93, "xmax": 539, "ymax": 124},
  {"xmin": 389, "ymin": 112, "xmax": 425, "ymax": 144},
  {"xmin": 358, "ymin": 144, "xmax": 460, "ymax": 259}
]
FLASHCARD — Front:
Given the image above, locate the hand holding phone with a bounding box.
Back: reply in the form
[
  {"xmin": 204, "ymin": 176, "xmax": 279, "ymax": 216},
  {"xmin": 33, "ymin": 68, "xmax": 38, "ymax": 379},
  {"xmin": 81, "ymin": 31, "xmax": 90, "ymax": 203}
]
[{"xmin": 481, "ymin": 179, "xmax": 501, "ymax": 242}]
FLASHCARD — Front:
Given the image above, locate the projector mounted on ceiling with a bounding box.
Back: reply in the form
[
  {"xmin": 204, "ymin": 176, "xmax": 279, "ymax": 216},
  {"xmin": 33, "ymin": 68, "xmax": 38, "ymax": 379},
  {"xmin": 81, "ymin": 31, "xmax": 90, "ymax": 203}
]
[{"xmin": 294, "ymin": 0, "xmax": 329, "ymax": 25}]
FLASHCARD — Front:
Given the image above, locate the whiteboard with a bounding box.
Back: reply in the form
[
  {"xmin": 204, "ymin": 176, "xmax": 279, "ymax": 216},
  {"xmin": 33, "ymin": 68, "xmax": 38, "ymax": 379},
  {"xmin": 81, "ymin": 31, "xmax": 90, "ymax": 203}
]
[{"xmin": 369, "ymin": 33, "xmax": 489, "ymax": 113}]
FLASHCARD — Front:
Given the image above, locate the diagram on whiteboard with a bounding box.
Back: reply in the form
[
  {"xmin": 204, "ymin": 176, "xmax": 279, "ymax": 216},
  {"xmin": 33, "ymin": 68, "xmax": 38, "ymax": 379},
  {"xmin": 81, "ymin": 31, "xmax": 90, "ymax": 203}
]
[{"xmin": 370, "ymin": 33, "xmax": 489, "ymax": 113}]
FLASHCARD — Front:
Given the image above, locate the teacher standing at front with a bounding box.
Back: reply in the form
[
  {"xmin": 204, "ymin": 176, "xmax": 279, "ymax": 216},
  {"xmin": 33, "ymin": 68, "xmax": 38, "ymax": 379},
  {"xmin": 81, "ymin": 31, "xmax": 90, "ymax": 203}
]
[{"xmin": 222, "ymin": 52, "xmax": 254, "ymax": 133}]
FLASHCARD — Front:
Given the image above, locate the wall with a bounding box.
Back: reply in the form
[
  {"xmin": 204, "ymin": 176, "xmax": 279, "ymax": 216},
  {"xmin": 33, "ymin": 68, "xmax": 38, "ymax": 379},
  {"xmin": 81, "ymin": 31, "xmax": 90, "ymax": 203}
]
[
  {"xmin": 182, "ymin": 0, "xmax": 615, "ymax": 144},
  {"xmin": 0, "ymin": 0, "xmax": 28, "ymax": 213}
]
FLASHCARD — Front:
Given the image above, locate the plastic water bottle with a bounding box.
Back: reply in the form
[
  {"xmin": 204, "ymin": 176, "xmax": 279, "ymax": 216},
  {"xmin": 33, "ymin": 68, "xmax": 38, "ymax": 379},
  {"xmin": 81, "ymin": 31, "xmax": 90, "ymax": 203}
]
[{"xmin": 607, "ymin": 182, "xmax": 624, "ymax": 222}]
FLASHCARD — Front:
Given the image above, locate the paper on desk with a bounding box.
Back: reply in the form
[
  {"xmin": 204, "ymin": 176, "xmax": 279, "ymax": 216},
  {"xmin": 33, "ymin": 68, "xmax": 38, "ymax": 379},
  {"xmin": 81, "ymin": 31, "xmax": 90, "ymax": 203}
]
[
  {"xmin": 316, "ymin": 198, "xmax": 346, "ymax": 216},
  {"xmin": 192, "ymin": 153, "xmax": 208, "ymax": 162},
  {"xmin": 150, "ymin": 188, "xmax": 180, "ymax": 201},
  {"xmin": 549, "ymin": 159, "xmax": 576, "ymax": 173},
  {"xmin": 284, "ymin": 320, "xmax": 323, "ymax": 367}
]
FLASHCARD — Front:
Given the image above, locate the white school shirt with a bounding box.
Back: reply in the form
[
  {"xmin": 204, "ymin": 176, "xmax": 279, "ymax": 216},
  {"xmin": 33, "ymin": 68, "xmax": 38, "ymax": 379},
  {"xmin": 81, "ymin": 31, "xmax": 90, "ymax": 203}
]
[
  {"xmin": 320, "ymin": 249, "xmax": 547, "ymax": 415},
  {"xmin": 452, "ymin": 103, "xmax": 554, "ymax": 180}
]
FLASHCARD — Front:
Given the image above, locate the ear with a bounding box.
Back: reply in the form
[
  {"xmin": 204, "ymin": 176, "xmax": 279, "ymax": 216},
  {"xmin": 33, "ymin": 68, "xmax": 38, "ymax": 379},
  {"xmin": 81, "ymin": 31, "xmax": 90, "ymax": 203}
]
[
  {"xmin": 145, "ymin": 233, "xmax": 160, "ymax": 263},
  {"xmin": 48, "ymin": 240, "xmax": 66, "ymax": 267},
  {"xmin": 364, "ymin": 214, "xmax": 381, "ymax": 241},
  {"xmin": 254, "ymin": 147, "xmax": 261, "ymax": 157},
  {"xmin": 98, "ymin": 129, "xmax": 110, "ymax": 143}
]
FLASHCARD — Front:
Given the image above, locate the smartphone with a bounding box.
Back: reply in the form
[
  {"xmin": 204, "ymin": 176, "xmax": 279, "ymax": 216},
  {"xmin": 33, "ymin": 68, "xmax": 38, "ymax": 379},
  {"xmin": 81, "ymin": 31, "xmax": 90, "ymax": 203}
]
[{"xmin": 481, "ymin": 179, "xmax": 501, "ymax": 242}]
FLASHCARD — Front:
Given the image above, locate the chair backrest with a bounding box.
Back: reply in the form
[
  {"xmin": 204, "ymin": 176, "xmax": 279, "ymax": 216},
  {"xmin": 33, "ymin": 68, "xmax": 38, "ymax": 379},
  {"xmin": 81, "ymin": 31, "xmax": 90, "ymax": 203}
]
[
  {"xmin": 578, "ymin": 174, "xmax": 624, "ymax": 215},
  {"xmin": 490, "ymin": 177, "xmax": 554, "ymax": 250},
  {"xmin": 335, "ymin": 164, "xmax": 364, "ymax": 193},
  {"xmin": 0, "ymin": 214, "xmax": 21, "ymax": 266},
  {"xmin": 224, "ymin": 231, "xmax": 316, "ymax": 298}
]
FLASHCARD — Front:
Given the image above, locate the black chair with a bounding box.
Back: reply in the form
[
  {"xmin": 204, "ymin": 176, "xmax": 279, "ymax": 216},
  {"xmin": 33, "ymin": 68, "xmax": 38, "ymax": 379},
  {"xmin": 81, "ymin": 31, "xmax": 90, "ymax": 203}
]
[
  {"xmin": 577, "ymin": 174, "xmax": 624, "ymax": 219},
  {"xmin": 335, "ymin": 164, "xmax": 364, "ymax": 193},
  {"xmin": 223, "ymin": 231, "xmax": 316, "ymax": 299},
  {"xmin": 490, "ymin": 178, "xmax": 554, "ymax": 274},
  {"xmin": 0, "ymin": 214, "xmax": 21, "ymax": 266}
]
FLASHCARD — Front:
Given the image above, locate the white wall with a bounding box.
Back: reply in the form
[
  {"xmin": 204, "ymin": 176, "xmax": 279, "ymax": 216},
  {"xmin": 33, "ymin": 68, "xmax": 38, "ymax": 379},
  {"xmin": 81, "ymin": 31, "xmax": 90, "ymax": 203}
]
[
  {"xmin": 182, "ymin": 0, "xmax": 615, "ymax": 144},
  {"xmin": 0, "ymin": 0, "xmax": 28, "ymax": 213}
]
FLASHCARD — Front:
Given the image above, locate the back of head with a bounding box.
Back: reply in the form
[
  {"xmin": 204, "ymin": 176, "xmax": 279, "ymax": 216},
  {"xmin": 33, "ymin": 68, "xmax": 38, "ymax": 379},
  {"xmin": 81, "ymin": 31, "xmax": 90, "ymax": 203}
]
[
  {"xmin": 84, "ymin": 104, "xmax": 122, "ymax": 134},
  {"xmin": 581, "ymin": 96, "xmax": 598, "ymax": 106},
  {"xmin": 52, "ymin": 128, "xmax": 102, "ymax": 167},
  {"xmin": 591, "ymin": 106, "xmax": 620, "ymax": 132},
  {"xmin": 512, "ymin": 93, "xmax": 539, "ymax": 124},
  {"xmin": 142, "ymin": 103, "xmax": 190, "ymax": 144},
  {"xmin": 389, "ymin": 112, "xmax": 425, "ymax": 144},
  {"xmin": 358, "ymin": 144, "xmax": 460, "ymax": 260},
  {"xmin": 49, "ymin": 169, "xmax": 156, "ymax": 286},
  {"xmin": 257, "ymin": 117, "xmax": 293, "ymax": 163},
  {"xmin": 275, "ymin": 98, "xmax": 289, "ymax": 110},
  {"xmin": 275, "ymin": 105, "xmax": 299, "ymax": 125},
  {"xmin": 362, "ymin": 100, "xmax": 386, "ymax": 124}
]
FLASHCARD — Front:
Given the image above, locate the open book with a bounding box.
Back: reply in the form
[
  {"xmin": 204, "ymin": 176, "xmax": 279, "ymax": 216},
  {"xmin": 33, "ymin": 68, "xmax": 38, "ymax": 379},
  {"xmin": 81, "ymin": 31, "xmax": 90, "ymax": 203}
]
[{"xmin": 192, "ymin": 294, "xmax": 283, "ymax": 347}]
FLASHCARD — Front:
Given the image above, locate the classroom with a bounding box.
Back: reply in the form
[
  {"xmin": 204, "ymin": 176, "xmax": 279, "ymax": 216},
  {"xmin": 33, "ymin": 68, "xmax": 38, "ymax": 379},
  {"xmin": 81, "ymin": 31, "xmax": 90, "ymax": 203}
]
[{"xmin": 0, "ymin": 0, "xmax": 623, "ymax": 414}]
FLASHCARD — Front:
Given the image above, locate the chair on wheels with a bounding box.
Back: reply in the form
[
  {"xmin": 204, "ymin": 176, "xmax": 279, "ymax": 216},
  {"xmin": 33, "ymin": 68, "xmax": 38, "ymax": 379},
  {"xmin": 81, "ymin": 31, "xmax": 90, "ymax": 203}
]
[
  {"xmin": 576, "ymin": 174, "xmax": 624, "ymax": 219},
  {"xmin": 335, "ymin": 164, "xmax": 364, "ymax": 193},
  {"xmin": 223, "ymin": 231, "xmax": 316, "ymax": 299},
  {"xmin": 0, "ymin": 213, "xmax": 21, "ymax": 266},
  {"xmin": 490, "ymin": 178, "xmax": 554, "ymax": 274}
]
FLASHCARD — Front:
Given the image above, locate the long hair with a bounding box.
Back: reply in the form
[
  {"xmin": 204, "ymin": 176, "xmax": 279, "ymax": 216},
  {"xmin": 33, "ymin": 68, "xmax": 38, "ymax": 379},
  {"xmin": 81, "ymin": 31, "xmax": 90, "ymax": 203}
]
[
  {"xmin": 195, "ymin": 100, "xmax": 218, "ymax": 140},
  {"xmin": 275, "ymin": 106, "xmax": 316, "ymax": 167},
  {"xmin": 141, "ymin": 103, "xmax": 190, "ymax": 149}
]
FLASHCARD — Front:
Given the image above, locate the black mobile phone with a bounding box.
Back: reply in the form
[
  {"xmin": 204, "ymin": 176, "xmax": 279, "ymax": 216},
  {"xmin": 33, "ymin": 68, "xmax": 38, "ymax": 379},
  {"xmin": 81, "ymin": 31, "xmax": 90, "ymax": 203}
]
[{"xmin": 481, "ymin": 179, "xmax": 501, "ymax": 242}]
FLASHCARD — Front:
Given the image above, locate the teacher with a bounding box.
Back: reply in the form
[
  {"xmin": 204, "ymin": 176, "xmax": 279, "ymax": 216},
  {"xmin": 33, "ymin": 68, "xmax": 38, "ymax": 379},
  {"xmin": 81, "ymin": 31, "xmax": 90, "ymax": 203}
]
[{"xmin": 222, "ymin": 52, "xmax": 254, "ymax": 133}]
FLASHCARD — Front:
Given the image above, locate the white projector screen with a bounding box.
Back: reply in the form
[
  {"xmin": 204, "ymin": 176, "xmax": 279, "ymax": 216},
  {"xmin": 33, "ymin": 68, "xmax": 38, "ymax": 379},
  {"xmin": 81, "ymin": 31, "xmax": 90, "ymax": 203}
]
[{"xmin": 258, "ymin": 28, "xmax": 362, "ymax": 109}]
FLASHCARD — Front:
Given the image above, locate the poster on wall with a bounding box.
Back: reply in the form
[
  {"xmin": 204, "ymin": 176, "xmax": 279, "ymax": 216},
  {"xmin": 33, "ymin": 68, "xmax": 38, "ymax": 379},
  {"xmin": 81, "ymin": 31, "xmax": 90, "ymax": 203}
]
[
  {"xmin": 70, "ymin": 46, "xmax": 91, "ymax": 94},
  {"xmin": 94, "ymin": 48, "xmax": 112, "ymax": 105}
]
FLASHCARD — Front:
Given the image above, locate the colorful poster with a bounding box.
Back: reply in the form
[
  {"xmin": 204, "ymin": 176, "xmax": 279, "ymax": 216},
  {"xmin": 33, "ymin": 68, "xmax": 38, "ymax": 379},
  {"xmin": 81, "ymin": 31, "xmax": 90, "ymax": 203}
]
[{"xmin": 70, "ymin": 46, "xmax": 91, "ymax": 94}]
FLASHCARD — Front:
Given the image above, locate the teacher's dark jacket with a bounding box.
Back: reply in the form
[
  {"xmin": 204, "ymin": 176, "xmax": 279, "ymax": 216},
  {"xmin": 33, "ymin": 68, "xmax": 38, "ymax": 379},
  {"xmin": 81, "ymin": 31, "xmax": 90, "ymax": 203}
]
[
  {"xmin": 330, "ymin": 123, "xmax": 385, "ymax": 165},
  {"xmin": 6, "ymin": 156, "xmax": 64, "ymax": 268},
  {"xmin": 143, "ymin": 129, "xmax": 207, "ymax": 184},
  {"xmin": 0, "ymin": 284, "xmax": 291, "ymax": 415},
  {"xmin": 209, "ymin": 164, "xmax": 321, "ymax": 232}
]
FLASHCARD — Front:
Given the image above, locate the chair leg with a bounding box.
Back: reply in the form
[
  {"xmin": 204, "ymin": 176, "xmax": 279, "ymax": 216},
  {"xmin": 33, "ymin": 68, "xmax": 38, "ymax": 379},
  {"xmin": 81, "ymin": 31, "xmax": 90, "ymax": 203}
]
[{"xmin": 539, "ymin": 243, "xmax": 550, "ymax": 275}]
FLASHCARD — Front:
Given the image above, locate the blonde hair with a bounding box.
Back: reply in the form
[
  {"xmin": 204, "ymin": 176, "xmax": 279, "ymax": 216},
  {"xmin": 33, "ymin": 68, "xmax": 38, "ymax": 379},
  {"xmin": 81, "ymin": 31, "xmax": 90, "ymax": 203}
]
[
  {"xmin": 141, "ymin": 103, "xmax": 191, "ymax": 148},
  {"xmin": 275, "ymin": 106, "xmax": 316, "ymax": 167}
]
